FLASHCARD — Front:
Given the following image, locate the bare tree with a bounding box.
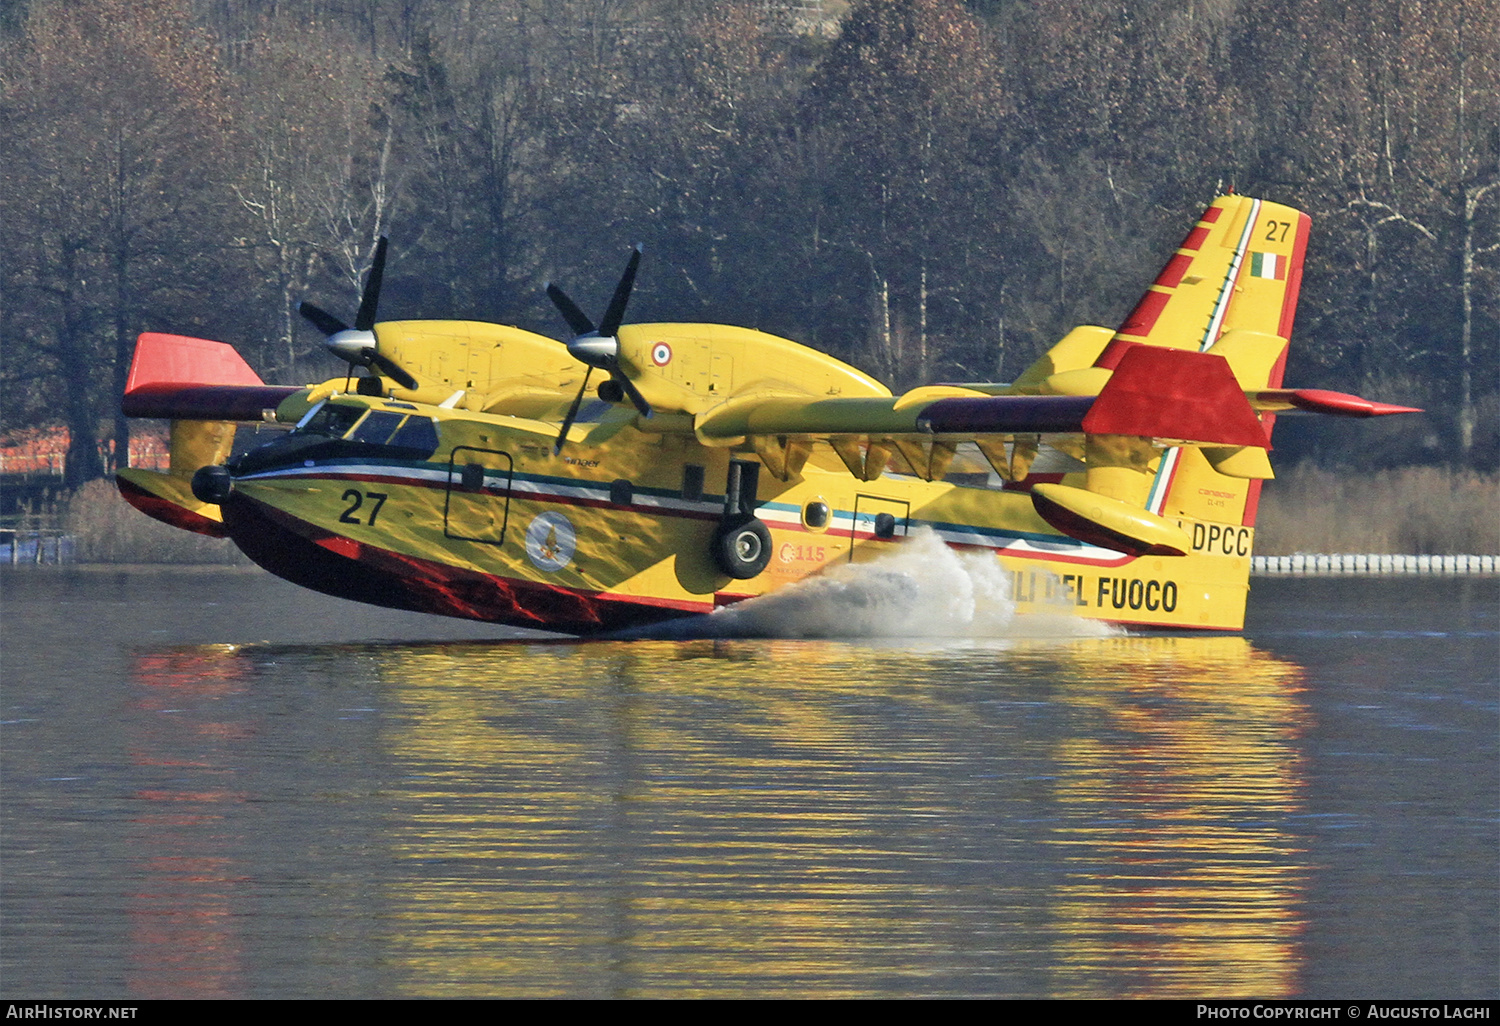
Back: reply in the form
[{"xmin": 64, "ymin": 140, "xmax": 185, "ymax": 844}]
[
  {"xmin": 1248, "ymin": 0, "xmax": 1498, "ymax": 455},
  {"xmin": 1, "ymin": 0, "xmax": 239, "ymax": 484},
  {"xmin": 227, "ymin": 15, "xmax": 399, "ymax": 376},
  {"xmin": 804, "ymin": 0, "xmax": 1007, "ymax": 386}
]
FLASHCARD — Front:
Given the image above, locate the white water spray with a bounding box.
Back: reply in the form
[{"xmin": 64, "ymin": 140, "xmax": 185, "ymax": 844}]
[{"xmin": 629, "ymin": 529, "xmax": 1118, "ymax": 640}]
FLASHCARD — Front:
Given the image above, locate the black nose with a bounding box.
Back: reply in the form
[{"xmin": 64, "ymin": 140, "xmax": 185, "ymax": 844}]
[{"xmin": 191, "ymin": 465, "xmax": 234, "ymax": 505}]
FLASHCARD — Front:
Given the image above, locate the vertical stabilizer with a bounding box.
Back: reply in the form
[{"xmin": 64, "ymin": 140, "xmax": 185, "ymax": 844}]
[
  {"xmin": 1101, "ymin": 195, "xmax": 1310, "ymax": 365},
  {"xmin": 1120, "ymin": 196, "xmax": 1310, "ymax": 529}
]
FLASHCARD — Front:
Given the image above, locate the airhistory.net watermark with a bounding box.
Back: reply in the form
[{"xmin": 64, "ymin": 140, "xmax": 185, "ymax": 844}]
[{"xmin": 5, "ymin": 1008, "xmax": 137, "ymax": 1020}]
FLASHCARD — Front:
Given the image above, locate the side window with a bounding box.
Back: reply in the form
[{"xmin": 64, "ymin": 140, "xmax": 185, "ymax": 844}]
[{"xmin": 386, "ymin": 416, "xmax": 439, "ymax": 457}]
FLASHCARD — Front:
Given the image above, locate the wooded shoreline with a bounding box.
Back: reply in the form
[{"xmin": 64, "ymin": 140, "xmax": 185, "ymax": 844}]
[{"xmin": 3, "ymin": 0, "xmax": 1495, "ymax": 488}]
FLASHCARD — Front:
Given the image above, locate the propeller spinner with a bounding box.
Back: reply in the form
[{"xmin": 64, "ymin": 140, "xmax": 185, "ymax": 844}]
[
  {"xmin": 547, "ymin": 245, "xmax": 653, "ymax": 454},
  {"xmin": 298, "ymin": 237, "xmax": 419, "ymax": 391}
]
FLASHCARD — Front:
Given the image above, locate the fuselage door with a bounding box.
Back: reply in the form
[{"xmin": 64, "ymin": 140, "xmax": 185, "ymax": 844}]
[{"xmin": 444, "ymin": 446, "xmax": 513, "ymax": 544}]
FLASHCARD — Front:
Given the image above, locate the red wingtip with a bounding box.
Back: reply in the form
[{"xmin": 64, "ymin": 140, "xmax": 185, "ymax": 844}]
[
  {"xmin": 1365, "ymin": 402, "xmax": 1425, "ymax": 416},
  {"xmin": 126, "ymin": 333, "xmax": 264, "ymax": 393},
  {"xmin": 1280, "ymin": 389, "xmax": 1424, "ymax": 418}
]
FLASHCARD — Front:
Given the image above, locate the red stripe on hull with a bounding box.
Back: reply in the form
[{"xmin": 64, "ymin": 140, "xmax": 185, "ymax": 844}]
[{"xmin": 219, "ymin": 494, "xmax": 712, "ymax": 635}]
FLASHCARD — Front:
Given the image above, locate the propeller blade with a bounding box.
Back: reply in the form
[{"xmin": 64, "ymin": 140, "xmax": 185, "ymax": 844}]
[
  {"xmin": 299, "ymin": 302, "xmax": 349, "ymax": 337},
  {"xmin": 554, "ymin": 367, "xmax": 593, "ymax": 455},
  {"xmin": 546, "ymin": 283, "xmax": 596, "ymax": 337},
  {"xmin": 546, "ymin": 247, "xmax": 648, "ymax": 420},
  {"xmin": 613, "ymin": 368, "xmax": 653, "ymax": 418},
  {"xmin": 368, "ymin": 350, "xmax": 418, "ymax": 391},
  {"xmin": 597, "ymin": 244, "xmax": 642, "ymax": 338},
  {"xmin": 353, "ymin": 236, "xmax": 388, "ymax": 332}
]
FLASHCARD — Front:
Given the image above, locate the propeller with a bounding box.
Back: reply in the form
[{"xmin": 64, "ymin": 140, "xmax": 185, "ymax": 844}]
[
  {"xmin": 546, "ymin": 245, "xmax": 653, "ymax": 454},
  {"xmin": 297, "ymin": 237, "xmax": 419, "ymax": 391}
]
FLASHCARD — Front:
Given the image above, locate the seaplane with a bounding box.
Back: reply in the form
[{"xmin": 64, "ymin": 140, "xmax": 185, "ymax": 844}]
[{"xmin": 117, "ymin": 194, "xmax": 1419, "ymax": 634}]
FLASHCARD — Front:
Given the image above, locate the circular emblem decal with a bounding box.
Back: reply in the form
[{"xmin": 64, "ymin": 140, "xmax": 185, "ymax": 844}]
[
  {"xmin": 650, "ymin": 342, "xmax": 673, "ymax": 367},
  {"xmin": 525, "ymin": 511, "xmax": 577, "ymax": 572}
]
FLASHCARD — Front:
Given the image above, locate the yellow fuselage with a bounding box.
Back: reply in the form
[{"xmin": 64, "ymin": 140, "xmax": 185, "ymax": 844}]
[{"xmin": 221, "ymin": 396, "xmax": 1253, "ymax": 635}]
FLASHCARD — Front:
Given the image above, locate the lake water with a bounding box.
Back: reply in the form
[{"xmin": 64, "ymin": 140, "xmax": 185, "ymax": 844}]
[{"xmin": 1, "ymin": 561, "xmax": 1495, "ymax": 998}]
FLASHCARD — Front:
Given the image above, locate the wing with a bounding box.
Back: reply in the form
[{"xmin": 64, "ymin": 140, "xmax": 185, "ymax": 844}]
[
  {"xmin": 120, "ymin": 332, "xmax": 303, "ymax": 421},
  {"xmin": 117, "ymin": 333, "xmax": 312, "ymax": 536},
  {"xmin": 689, "ymin": 343, "xmax": 1418, "ymax": 559},
  {"xmin": 694, "ymin": 345, "xmax": 1278, "ymax": 479}
]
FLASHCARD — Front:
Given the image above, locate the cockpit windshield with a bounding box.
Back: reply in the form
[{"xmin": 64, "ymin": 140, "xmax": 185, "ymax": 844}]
[
  {"xmin": 348, "ymin": 410, "xmax": 408, "ymax": 444},
  {"xmin": 295, "ymin": 402, "xmax": 365, "ymax": 438},
  {"xmin": 232, "ymin": 400, "xmax": 439, "ymax": 475}
]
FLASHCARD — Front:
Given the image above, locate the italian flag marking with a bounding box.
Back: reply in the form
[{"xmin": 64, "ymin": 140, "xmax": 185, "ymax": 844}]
[{"xmin": 1250, "ymin": 252, "xmax": 1286, "ymax": 280}]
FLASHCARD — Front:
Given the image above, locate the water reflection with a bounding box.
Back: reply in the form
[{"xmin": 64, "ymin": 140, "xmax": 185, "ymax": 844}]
[
  {"xmin": 1042, "ymin": 638, "xmax": 1307, "ymax": 998},
  {"xmin": 126, "ymin": 648, "xmax": 252, "ymax": 998},
  {"xmin": 115, "ymin": 633, "xmax": 1307, "ymax": 997}
]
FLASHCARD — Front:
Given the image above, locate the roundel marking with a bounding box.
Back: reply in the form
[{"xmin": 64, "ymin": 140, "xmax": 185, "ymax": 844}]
[
  {"xmin": 650, "ymin": 342, "xmax": 673, "ymax": 367},
  {"xmin": 524, "ymin": 511, "xmax": 577, "ymax": 572}
]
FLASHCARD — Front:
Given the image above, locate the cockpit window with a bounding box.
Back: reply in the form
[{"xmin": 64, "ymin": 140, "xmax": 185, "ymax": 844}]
[
  {"xmin": 349, "ymin": 410, "xmax": 408, "ymax": 445},
  {"xmin": 386, "ymin": 416, "xmax": 439, "ymax": 454},
  {"xmin": 234, "ymin": 403, "xmax": 438, "ymax": 476},
  {"xmin": 296, "ymin": 403, "xmax": 365, "ymax": 438}
]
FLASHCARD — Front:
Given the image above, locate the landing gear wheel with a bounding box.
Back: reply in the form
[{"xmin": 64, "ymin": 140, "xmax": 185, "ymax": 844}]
[{"xmin": 712, "ymin": 515, "xmax": 772, "ymax": 579}]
